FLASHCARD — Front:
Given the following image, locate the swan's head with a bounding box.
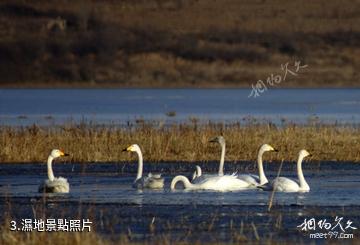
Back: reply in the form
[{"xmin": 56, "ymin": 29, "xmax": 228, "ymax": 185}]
[
  {"xmin": 299, "ymin": 149, "xmax": 311, "ymax": 158},
  {"xmin": 260, "ymin": 144, "xmax": 278, "ymax": 153},
  {"xmin": 209, "ymin": 136, "xmax": 225, "ymax": 145},
  {"xmin": 123, "ymin": 144, "xmax": 141, "ymax": 153},
  {"xmin": 192, "ymin": 165, "xmax": 202, "ymax": 180},
  {"xmin": 50, "ymin": 149, "xmax": 69, "ymax": 159}
]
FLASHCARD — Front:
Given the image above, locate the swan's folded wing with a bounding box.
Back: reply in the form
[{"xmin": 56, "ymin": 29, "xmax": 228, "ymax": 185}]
[
  {"xmin": 39, "ymin": 177, "xmax": 69, "ymax": 193},
  {"xmin": 237, "ymin": 174, "xmax": 260, "ymax": 186},
  {"xmin": 191, "ymin": 173, "xmax": 219, "ymax": 184},
  {"xmin": 205, "ymin": 175, "xmax": 250, "ymax": 190},
  {"xmin": 146, "ymin": 176, "xmax": 164, "ymax": 189},
  {"xmin": 271, "ymin": 177, "xmax": 300, "ymax": 192},
  {"xmin": 134, "ymin": 175, "xmax": 164, "ymax": 189}
]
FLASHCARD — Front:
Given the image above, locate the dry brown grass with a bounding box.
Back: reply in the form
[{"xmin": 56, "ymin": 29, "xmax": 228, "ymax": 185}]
[
  {"xmin": 0, "ymin": 0, "xmax": 359, "ymax": 87},
  {"xmin": 0, "ymin": 227, "xmax": 115, "ymax": 245},
  {"xmin": 0, "ymin": 225, "xmax": 290, "ymax": 245},
  {"xmin": 1, "ymin": 123, "xmax": 360, "ymax": 163}
]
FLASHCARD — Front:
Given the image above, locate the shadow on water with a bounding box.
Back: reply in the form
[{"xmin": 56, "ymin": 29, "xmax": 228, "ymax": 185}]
[{"xmin": 0, "ymin": 161, "xmax": 359, "ymax": 243}]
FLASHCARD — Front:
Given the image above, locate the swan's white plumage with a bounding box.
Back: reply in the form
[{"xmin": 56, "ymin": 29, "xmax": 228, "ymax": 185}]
[
  {"xmin": 133, "ymin": 173, "xmax": 164, "ymax": 189},
  {"xmin": 39, "ymin": 177, "xmax": 69, "ymax": 193},
  {"xmin": 192, "ymin": 136, "xmax": 226, "ymax": 183},
  {"xmin": 124, "ymin": 144, "xmax": 164, "ymax": 189},
  {"xmin": 191, "ymin": 165, "xmax": 202, "ymax": 182},
  {"xmin": 237, "ymin": 174, "xmax": 261, "ymax": 186},
  {"xmin": 271, "ymin": 177, "xmax": 302, "ymax": 192},
  {"xmin": 171, "ymin": 174, "xmax": 250, "ymax": 191},
  {"xmin": 237, "ymin": 144, "xmax": 277, "ymax": 186},
  {"xmin": 267, "ymin": 149, "xmax": 311, "ymax": 192},
  {"xmin": 39, "ymin": 149, "xmax": 70, "ymax": 193},
  {"xmin": 191, "ymin": 165, "xmax": 218, "ymax": 183}
]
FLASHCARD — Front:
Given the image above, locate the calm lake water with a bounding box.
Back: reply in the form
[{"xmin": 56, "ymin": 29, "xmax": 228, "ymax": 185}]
[
  {"xmin": 0, "ymin": 162, "xmax": 359, "ymax": 243},
  {"xmin": 1, "ymin": 88, "xmax": 360, "ymax": 126},
  {"xmin": 1, "ymin": 89, "xmax": 360, "ymax": 243}
]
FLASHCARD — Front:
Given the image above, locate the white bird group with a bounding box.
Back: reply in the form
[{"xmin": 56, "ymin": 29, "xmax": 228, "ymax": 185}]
[
  {"xmin": 40, "ymin": 136, "xmax": 311, "ymax": 194},
  {"xmin": 172, "ymin": 136, "xmax": 311, "ymax": 192}
]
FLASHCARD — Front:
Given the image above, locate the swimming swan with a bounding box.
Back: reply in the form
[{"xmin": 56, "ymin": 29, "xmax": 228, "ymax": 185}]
[
  {"xmin": 237, "ymin": 144, "xmax": 278, "ymax": 186},
  {"xmin": 210, "ymin": 136, "xmax": 226, "ymax": 176},
  {"xmin": 269, "ymin": 149, "xmax": 311, "ymax": 192},
  {"xmin": 192, "ymin": 136, "xmax": 226, "ymax": 183},
  {"xmin": 123, "ymin": 144, "xmax": 164, "ymax": 189},
  {"xmin": 171, "ymin": 174, "xmax": 250, "ymax": 191},
  {"xmin": 38, "ymin": 149, "xmax": 70, "ymax": 193},
  {"xmin": 191, "ymin": 165, "xmax": 203, "ymax": 182}
]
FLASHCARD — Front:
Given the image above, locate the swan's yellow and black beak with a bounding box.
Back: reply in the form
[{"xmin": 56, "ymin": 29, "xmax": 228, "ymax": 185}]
[
  {"xmin": 59, "ymin": 150, "xmax": 69, "ymax": 157},
  {"xmin": 273, "ymin": 148, "xmax": 279, "ymax": 152},
  {"xmin": 123, "ymin": 145, "xmax": 132, "ymax": 152}
]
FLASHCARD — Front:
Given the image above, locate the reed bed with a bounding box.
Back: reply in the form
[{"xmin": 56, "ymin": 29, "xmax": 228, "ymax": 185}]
[
  {"xmin": 0, "ymin": 227, "xmax": 115, "ymax": 245},
  {"xmin": 1, "ymin": 123, "xmax": 360, "ymax": 163},
  {"xmin": 0, "ymin": 225, "xmax": 292, "ymax": 245}
]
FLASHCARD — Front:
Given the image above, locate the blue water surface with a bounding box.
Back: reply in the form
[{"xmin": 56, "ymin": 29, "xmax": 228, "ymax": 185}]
[{"xmin": 1, "ymin": 89, "xmax": 360, "ymax": 126}]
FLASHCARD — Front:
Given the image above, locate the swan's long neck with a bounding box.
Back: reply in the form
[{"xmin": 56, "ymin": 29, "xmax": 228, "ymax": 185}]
[
  {"xmin": 218, "ymin": 142, "xmax": 225, "ymax": 176},
  {"xmin": 171, "ymin": 176, "xmax": 193, "ymax": 190},
  {"xmin": 196, "ymin": 165, "xmax": 202, "ymax": 177},
  {"xmin": 47, "ymin": 155, "xmax": 55, "ymax": 181},
  {"xmin": 135, "ymin": 149, "xmax": 143, "ymax": 180},
  {"xmin": 257, "ymin": 149, "xmax": 268, "ymax": 185},
  {"xmin": 297, "ymin": 155, "xmax": 309, "ymax": 190},
  {"xmin": 193, "ymin": 165, "xmax": 202, "ymax": 180}
]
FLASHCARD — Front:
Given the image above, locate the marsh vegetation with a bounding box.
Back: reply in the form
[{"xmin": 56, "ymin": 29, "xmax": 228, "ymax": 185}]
[{"xmin": 1, "ymin": 123, "xmax": 359, "ymax": 163}]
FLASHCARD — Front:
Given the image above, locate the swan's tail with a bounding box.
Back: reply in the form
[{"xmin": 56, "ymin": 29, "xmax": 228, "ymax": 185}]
[
  {"xmin": 171, "ymin": 175, "xmax": 193, "ymax": 190},
  {"xmin": 148, "ymin": 173, "xmax": 162, "ymax": 179}
]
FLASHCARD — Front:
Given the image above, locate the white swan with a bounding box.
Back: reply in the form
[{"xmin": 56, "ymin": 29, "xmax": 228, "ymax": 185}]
[
  {"xmin": 171, "ymin": 174, "xmax": 250, "ymax": 191},
  {"xmin": 38, "ymin": 149, "xmax": 70, "ymax": 193},
  {"xmin": 191, "ymin": 165, "xmax": 202, "ymax": 181},
  {"xmin": 210, "ymin": 136, "xmax": 226, "ymax": 176},
  {"xmin": 123, "ymin": 144, "xmax": 164, "ymax": 189},
  {"xmin": 269, "ymin": 149, "xmax": 311, "ymax": 192},
  {"xmin": 237, "ymin": 144, "xmax": 278, "ymax": 186},
  {"xmin": 192, "ymin": 136, "xmax": 226, "ymax": 183}
]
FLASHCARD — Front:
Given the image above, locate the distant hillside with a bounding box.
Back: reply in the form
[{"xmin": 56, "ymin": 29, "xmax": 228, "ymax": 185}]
[{"xmin": 0, "ymin": 0, "xmax": 359, "ymax": 87}]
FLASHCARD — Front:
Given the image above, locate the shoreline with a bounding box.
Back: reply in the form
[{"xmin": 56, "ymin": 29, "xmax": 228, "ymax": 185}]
[
  {"xmin": 1, "ymin": 83, "xmax": 360, "ymax": 89},
  {"xmin": 0, "ymin": 80, "xmax": 360, "ymax": 90}
]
